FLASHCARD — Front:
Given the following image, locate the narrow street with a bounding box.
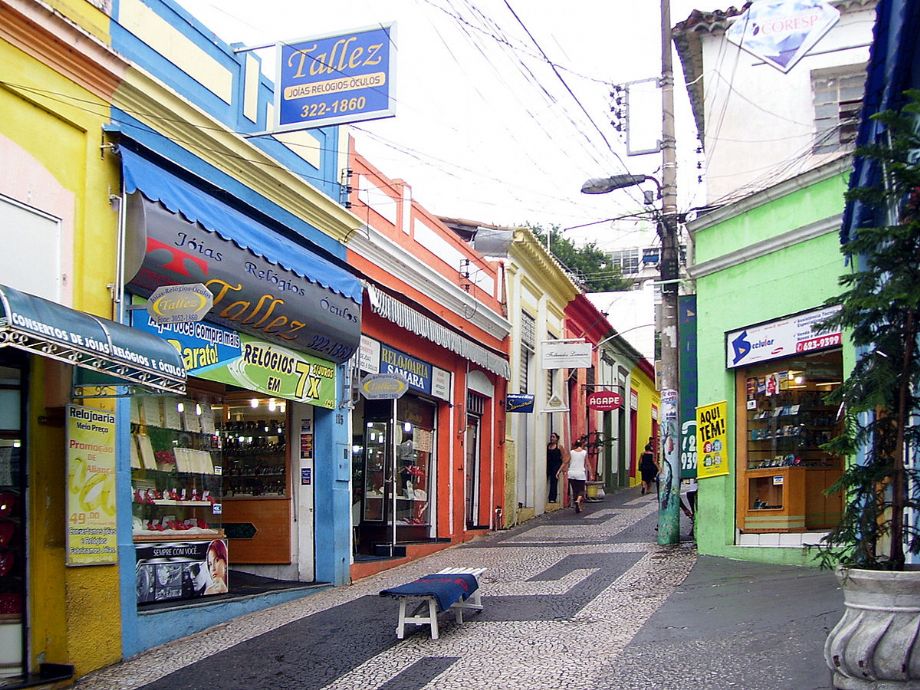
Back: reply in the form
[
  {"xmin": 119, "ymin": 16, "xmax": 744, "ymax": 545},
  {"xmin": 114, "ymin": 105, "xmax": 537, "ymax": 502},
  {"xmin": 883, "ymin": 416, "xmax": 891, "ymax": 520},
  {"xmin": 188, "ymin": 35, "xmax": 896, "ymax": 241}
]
[{"xmin": 76, "ymin": 488, "xmax": 841, "ymax": 690}]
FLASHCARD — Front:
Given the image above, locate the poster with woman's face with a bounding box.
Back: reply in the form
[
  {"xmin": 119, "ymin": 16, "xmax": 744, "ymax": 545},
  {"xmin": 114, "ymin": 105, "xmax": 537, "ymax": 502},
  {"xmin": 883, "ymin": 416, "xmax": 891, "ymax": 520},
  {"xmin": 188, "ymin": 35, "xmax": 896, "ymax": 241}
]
[{"xmin": 135, "ymin": 539, "xmax": 229, "ymax": 604}]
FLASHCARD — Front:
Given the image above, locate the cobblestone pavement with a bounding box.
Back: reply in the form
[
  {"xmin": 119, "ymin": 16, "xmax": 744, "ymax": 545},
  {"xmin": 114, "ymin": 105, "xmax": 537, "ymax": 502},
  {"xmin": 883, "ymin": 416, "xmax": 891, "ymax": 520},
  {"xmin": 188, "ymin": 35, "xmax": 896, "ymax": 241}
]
[{"xmin": 77, "ymin": 488, "xmax": 839, "ymax": 689}]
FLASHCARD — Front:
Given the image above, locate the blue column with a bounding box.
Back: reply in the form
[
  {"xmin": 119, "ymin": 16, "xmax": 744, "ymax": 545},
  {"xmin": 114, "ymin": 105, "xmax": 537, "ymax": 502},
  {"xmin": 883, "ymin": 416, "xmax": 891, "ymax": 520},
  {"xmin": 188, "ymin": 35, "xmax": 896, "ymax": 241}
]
[{"xmin": 313, "ymin": 365, "xmax": 352, "ymax": 585}]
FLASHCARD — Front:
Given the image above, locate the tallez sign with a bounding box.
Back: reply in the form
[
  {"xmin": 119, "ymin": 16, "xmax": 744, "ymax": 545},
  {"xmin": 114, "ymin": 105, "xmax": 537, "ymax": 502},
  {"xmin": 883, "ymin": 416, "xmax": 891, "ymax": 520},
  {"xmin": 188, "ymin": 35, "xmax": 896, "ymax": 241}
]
[
  {"xmin": 360, "ymin": 372, "xmax": 409, "ymax": 400},
  {"xmin": 146, "ymin": 284, "xmax": 213, "ymax": 325}
]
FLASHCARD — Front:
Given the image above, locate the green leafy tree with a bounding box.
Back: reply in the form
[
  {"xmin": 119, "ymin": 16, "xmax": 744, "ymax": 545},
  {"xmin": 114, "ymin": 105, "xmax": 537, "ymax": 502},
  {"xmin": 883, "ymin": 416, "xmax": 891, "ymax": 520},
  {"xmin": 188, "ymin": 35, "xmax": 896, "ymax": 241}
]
[
  {"xmin": 815, "ymin": 92, "xmax": 920, "ymax": 571},
  {"xmin": 527, "ymin": 223, "xmax": 632, "ymax": 292}
]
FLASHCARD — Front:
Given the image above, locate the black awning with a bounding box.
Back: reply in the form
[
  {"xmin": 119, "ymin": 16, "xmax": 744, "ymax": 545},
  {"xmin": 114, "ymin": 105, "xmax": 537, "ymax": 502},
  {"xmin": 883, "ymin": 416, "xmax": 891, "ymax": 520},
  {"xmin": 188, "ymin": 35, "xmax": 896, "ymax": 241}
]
[
  {"xmin": 0, "ymin": 284, "xmax": 186, "ymax": 394},
  {"xmin": 120, "ymin": 148, "xmax": 362, "ymax": 364}
]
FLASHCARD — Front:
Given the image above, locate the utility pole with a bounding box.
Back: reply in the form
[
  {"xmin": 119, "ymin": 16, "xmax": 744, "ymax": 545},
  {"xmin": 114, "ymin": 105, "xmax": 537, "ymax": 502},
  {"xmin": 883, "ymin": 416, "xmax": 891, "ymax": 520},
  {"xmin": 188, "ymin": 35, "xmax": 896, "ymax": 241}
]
[{"xmin": 657, "ymin": 0, "xmax": 681, "ymax": 545}]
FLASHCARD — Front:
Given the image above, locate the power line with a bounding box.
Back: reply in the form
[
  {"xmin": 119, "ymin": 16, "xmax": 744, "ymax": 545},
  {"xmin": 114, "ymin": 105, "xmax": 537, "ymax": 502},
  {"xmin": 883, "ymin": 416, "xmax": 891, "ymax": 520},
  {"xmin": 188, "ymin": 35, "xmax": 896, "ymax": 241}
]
[
  {"xmin": 500, "ymin": 0, "xmax": 646, "ymax": 208},
  {"xmin": 1, "ymin": 77, "xmax": 610, "ymax": 228},
  {"xmin": 190, "ymin": 0, "xmax": 643, "ymax": 224}
]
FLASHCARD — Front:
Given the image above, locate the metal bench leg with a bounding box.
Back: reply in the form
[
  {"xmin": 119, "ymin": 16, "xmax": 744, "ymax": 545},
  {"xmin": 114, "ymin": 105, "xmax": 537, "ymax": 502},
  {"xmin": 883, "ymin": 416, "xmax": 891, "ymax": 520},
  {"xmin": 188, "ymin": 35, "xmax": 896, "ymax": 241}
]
[
  {"xmin": 397, "ymin": 599, "xmax": 407, "ymax": 639},
  {"xmin": 428, "ymin": 598, "xmax": 439, "ymax": 639},
  {"xmin": 468, "ymin": 588, "xmax": 482, "ymax": 609}
]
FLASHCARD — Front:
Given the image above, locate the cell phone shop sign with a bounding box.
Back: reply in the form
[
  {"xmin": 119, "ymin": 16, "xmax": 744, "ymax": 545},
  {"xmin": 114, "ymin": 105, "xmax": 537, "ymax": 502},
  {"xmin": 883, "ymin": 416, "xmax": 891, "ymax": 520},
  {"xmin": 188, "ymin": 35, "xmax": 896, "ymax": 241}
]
[
  {"xmin": 275, "ymin": 24, "xmax": 396, "ymax": 132},
  {"xmin": 726, "ymin": 305, "xmax": 841, "ymax": 368}
]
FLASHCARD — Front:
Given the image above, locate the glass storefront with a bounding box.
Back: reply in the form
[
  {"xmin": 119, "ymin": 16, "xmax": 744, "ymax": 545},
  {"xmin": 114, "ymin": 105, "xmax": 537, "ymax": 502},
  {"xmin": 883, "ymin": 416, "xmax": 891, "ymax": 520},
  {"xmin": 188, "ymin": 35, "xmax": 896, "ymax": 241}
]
[
  {"xmin": 131, "ymin": 385, "xmax": 292, "ymax": 605},
  {"xmin": 352, "ymin": 395, "xmax": 437, "ymax": 554},
  {"xmin": 0, "ymin": 361, "xmax": 23, "ymax": 680},
  {"xmin": 736, "ymin": 349, "xmax": 844, "ymax": 533}
]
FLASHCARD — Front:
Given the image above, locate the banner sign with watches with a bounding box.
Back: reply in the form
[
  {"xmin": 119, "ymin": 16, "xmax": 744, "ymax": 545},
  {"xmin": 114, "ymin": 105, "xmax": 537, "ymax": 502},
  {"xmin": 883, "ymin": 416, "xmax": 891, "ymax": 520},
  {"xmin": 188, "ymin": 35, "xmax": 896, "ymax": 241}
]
[
  {"xmin": 65, "ymin": 404, "xmax": 118, "ymax": 566},
  {"xmin": 132, "ymin": 297, "xmax": 338, "ymax": 409}
]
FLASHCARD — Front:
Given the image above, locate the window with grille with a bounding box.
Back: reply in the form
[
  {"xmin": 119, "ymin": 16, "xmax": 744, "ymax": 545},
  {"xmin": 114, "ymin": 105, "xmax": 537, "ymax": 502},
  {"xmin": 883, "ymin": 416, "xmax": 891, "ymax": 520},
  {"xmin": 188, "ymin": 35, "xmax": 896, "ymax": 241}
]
[
  {"xmin": 520, "ymin": 312, "xmax": 535, "ymax": 393},
  {"xmin": 521, "ymin": 312, "xmax": 535, "ymax": 349},
  {"xmin": 609, "ymin": 248, "xmax": 640, "ymax": 275},
  {"xmin": 812, "ymin": 66, "xmax": 866, "ymax": 154},
  {"xmin": 467, "ymin": 392, "xmax": 485, "ymax": 416}
]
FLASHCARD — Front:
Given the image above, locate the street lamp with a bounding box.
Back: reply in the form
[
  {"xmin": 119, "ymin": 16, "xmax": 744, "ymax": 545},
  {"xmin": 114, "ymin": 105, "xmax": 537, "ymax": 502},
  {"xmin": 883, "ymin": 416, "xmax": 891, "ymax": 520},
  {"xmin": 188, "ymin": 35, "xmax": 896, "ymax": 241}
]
[
  {"xmin": 580, "ymin": 172, "xmax": 682, "ymax": 546},
  {"xmin": 580, "ymin": 174, "xmax": 660, "ymax": 196}
]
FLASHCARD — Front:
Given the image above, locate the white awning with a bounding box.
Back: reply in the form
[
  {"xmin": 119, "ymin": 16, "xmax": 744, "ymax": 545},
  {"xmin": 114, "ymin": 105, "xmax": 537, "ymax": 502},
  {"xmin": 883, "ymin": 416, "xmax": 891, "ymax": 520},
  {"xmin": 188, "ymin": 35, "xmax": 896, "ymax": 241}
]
[{"xmin": 367, "ymin": 285, "xmax": 510, "ymax": 380}]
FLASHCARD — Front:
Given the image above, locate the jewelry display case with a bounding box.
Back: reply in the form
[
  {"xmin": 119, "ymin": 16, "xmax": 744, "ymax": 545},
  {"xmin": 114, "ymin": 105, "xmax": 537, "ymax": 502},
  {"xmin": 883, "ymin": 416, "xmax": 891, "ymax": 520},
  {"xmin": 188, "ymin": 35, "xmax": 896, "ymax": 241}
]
[
  {"xmin": 130, "ymin": 395, "xmax": 223, "ymax": 542},
  {"xmin": 736, "ymin": 352, "xmax": 844, "ymax": 533}
]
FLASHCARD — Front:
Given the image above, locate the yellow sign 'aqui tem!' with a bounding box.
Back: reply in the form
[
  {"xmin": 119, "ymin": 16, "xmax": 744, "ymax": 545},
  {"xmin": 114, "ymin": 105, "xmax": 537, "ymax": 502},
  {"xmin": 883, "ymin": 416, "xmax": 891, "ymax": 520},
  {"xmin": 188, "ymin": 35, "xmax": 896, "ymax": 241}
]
[{"xmin": 696, "ymin": 400, "xmax": 729, "ymax": 479}]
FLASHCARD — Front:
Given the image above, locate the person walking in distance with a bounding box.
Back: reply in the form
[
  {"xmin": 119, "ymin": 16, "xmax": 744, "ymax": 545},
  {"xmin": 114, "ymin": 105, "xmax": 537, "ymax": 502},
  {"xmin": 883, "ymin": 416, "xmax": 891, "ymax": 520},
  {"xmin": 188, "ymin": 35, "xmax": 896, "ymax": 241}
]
[
  {"xmin": 546, "ymin": 432, "xmax": 566, "ymax": 503},
  {"xmin": 561, "ymin": 439, "xmax": 588, "ymax": 513},
  {"xmin": 638, "ymin": 443, "xmax": 659, "ymax": 496}
]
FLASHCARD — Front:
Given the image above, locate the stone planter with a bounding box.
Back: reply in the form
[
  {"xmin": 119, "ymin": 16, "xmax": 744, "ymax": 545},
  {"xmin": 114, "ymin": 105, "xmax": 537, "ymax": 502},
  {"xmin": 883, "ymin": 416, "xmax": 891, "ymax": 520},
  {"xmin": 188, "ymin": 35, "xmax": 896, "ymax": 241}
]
[
  {"xmin": 585, "ymin": 480, "xmax": 605, "ymax": 502},
  {"xmin": 825, "ymin": 567, "xmax": 920, "ymax": 689}
]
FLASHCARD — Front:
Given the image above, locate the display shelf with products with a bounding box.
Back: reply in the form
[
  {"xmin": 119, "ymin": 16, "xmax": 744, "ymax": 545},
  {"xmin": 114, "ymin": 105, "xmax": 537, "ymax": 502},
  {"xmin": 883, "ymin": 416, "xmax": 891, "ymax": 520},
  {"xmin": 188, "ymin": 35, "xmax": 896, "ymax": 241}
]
[
  {"xmin": 394, "ymin": 427, "xmax": 430, "ymax": 527},
  {"xmin": 215, "ymin": 396, "xmax": 291, "ymax": 564},
  {"xmin": 745, "ymin": 392, "xmax": 840, "ymax": 471},
  {"xmin": 737, "ymin": 352, "xmax": 844, "ymax": 533},
  {"xmin": 130, "ymin": 395, "xmax": 224, "ymax": 541},
  {"xmin": 219, "ymin": 420, "xmax": 287, "ymax": 498},
  {"xmin": 362, "ymin": 420, "xmax": 388, "ymax": 522}
]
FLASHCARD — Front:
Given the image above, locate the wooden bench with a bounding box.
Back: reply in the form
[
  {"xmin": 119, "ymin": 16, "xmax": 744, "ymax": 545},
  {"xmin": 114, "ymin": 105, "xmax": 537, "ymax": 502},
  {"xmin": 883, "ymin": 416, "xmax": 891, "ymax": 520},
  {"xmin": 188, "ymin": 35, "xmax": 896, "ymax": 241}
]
[{"xmin": 380, "ymin": 567, "xmax": 486, "ymax": 640}]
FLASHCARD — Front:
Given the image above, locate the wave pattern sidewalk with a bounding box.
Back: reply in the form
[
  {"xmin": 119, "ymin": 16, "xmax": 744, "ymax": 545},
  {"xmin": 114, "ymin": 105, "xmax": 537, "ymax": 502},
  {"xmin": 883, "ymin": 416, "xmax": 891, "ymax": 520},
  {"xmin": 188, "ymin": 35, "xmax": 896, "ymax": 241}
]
[{"xmin": 76, "ymin": 491, "xmax": 696, "ymax": 690}]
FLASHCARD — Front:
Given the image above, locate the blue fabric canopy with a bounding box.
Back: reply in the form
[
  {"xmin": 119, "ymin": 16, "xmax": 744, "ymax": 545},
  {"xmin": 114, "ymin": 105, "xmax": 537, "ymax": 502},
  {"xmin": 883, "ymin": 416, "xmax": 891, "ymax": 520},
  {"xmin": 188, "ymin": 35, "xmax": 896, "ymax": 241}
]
[
  {"xmin": 120, "ymin": 148, "xmax": 362, "ymax": 304},
  {"xmin": 841, "ymin": 0, "xmax": 920, "ymax": 244}
]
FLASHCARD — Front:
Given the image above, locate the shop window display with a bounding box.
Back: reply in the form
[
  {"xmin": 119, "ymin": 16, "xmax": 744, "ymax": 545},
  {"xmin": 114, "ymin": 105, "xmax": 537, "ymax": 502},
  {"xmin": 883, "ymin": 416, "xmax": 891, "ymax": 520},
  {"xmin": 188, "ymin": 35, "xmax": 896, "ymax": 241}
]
[
  {"xmin": 355, "ymin": 395, "xmax": 437, "ymax": 554},
  {"xmin": 362, "ymin": 420, "xmax": 387, "ymax": 523},
  {"xmin": 738, "ymin": 350, "xmax": 844, "ymax": 532},
  {"xmin": 395, "ymin": 423, "xmax": 432, "ymax": 526},
  {"xmin": 0, "ymin": 363, "xmax": 23, "ymax": 679},
  {"xmin": 218, "ymin": 401, "xmax": 286, "ymax": 498},
  {"xmin": 130, "ymin": 394, "xmax": 223, "ymax": 540},
  {"xmin": 214, "ymin": 394, "xmax": 290, "ymax": 566},
  {"xmin": 131, "ymin": 393, "xmax": 226, "ymax": 603},
  {"xmin": 0, "ymin": 463, "xmax": 21, "ymax": 679}
]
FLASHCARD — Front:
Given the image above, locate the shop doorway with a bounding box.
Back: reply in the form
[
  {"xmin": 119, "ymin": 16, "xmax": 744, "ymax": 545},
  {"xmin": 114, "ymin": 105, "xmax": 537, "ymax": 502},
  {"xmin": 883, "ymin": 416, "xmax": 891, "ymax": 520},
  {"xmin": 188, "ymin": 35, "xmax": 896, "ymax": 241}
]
[
  {"xmin": 0, "ymin": 357, "xmax": 25, "ymax": 682},
  {"xmin": 358, "ymin": 413, "xmax": 393, "ymax": 554},
  {"xmin": 354, "ymin": 397, "xmax": 436, "ymax": 556},
  {"xmin": 465, "ymin": 414, "xmax": 481, "ymax": 528},
  {"xmin": 465, "ymin": 392, "xmax": 485, "ymax": 528},
  {"xmin": 629, "ymin": 394, "xmax": 638, "ymax": 481}
]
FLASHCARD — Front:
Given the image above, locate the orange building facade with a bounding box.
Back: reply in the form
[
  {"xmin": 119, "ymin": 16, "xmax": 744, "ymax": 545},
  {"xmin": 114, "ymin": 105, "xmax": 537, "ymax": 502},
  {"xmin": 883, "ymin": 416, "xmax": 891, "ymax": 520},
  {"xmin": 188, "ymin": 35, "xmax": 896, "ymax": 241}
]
[{"xmin": 345, "ymin": 142, "xmax": 511, "ymax": 578}]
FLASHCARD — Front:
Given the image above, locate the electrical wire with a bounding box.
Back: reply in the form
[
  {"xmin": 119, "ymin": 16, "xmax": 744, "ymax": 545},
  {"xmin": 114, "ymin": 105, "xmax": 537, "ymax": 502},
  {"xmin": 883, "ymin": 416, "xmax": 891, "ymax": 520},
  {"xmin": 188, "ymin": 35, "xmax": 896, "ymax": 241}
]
[
  {"xmin": 413, "ymin": 0, "xmax": 638, "ymax": 217},
  {"xmin": 416, "ymin": 0, "xmax": 616, "ymax": 85},
  {"xmin": 189, "ymin": 0, "xmax": 647, "ymax": 225},
  {"xmin": 441, "ymin": 0, "xmax": 616, "ymax": 176},
  {"xmin": 500, "ymin": 0, "xmax": 646, "ymax": 209},
  {"xmin": 0, "ymin": 75, "xmax": 607, "ymax": 228},
  {"xmin": 707, "ymin": 122, "xmax": 854, "ymax": 207}
]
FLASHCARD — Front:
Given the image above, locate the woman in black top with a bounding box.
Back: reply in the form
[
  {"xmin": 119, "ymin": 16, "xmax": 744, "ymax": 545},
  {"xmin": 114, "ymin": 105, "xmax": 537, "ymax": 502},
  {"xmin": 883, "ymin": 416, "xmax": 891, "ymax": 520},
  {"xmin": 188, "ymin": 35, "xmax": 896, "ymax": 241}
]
[
  {"xmin": 639, "ymin": 443, "xmax": 659, "ymax": 495},
  {"xmin": 546, "ymin": 432, "xmax": 565, "ymax": 502}
]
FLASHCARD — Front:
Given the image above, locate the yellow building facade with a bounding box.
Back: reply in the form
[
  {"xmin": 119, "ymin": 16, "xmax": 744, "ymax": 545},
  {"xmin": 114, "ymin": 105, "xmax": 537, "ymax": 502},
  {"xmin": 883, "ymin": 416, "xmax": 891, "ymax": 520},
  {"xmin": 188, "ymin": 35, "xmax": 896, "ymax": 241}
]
[
  {"xmin": 629, "ymin": 362, "xmax": 661, "ymax": 487},
  {"xmin": 0, "ymin": 0, "xmax": 129, "ymax": 680}
]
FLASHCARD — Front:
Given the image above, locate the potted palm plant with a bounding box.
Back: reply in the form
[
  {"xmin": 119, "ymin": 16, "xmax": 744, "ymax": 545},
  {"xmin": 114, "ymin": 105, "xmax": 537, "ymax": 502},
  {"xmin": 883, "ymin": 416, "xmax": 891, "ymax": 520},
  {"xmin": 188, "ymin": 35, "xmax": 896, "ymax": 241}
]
[{"xmin": 816, "ymin": 93, "xmax": 920, "ymax": 689}]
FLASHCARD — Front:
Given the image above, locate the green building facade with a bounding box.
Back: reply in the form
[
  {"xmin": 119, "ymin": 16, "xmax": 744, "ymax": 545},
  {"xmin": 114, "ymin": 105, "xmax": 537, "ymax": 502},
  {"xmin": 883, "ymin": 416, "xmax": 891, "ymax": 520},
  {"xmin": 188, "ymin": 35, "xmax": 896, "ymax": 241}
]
[{"xmin": 689, "ymin": 157, "xmax": 855, "ymax": 566}]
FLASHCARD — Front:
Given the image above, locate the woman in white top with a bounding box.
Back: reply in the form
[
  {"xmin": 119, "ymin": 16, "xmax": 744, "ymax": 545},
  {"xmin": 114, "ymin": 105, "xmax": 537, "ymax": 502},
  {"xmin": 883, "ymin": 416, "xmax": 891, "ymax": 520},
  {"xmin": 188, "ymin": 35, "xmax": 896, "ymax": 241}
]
[{"xmin": 560, "ymin": 439, "xmax": 589, "ymax": 513}]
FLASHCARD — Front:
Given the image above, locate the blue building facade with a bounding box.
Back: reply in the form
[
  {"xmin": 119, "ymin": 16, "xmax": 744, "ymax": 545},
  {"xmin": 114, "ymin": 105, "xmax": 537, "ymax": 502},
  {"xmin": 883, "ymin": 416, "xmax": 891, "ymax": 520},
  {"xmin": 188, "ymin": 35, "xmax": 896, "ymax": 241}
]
[{"xmin": 104, "ymin": 0, "xmax": 364, "ymax": 655}]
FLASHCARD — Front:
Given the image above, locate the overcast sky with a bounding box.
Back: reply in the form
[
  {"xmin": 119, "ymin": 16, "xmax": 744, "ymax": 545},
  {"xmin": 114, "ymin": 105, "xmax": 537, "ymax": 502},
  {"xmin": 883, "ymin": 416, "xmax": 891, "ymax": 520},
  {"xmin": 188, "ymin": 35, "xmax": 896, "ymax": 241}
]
[{"xmin": 183, "ymin": 0, "xmax": 724, "ymax": 251}]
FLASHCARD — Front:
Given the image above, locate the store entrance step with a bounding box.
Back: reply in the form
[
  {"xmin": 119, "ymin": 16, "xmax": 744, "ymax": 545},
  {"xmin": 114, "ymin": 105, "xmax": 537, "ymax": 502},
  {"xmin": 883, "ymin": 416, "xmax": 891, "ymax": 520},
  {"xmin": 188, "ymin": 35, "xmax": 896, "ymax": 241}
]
[{"xmin": 374, "ymin": 543, "xmax": 407, "ymax": 558}]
